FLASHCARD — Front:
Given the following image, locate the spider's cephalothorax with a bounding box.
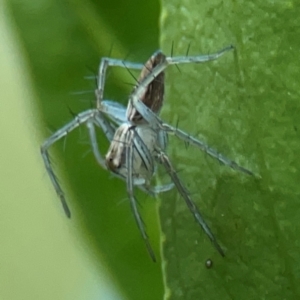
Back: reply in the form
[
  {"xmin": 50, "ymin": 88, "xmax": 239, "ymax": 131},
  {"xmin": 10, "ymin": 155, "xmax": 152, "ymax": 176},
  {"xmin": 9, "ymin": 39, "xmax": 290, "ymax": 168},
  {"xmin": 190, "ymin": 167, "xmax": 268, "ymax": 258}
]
[
  {"xmin": 41, "ymin": 45, "xmax": 254, "ymax": 261},
  {"xmin": 105, "ymin": 124, "xmax": 157, "ymax": 184}
]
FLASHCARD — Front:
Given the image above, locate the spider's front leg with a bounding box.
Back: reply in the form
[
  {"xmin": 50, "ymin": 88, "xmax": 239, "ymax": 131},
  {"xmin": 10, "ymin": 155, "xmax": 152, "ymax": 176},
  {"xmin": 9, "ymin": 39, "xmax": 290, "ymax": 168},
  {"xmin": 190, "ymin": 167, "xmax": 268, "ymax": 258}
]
[
  {"xmin": 129, "ymin": 46, "xmax": 254, "ymax": 175},
  {"xmin": 129, "ymin": 45, "xmax": 234, "ymax": 127},
  {"xmin": 130, "ymin": 45, "xmax": 235, "ymax": 121}
]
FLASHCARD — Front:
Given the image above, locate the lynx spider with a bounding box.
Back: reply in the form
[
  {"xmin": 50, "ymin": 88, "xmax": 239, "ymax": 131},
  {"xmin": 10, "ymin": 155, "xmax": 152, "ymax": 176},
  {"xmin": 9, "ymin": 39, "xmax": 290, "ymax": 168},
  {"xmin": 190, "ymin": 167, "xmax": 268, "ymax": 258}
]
[{"xmin": 41, "ymin": 45, "xmax": 253, "ymax": 261}]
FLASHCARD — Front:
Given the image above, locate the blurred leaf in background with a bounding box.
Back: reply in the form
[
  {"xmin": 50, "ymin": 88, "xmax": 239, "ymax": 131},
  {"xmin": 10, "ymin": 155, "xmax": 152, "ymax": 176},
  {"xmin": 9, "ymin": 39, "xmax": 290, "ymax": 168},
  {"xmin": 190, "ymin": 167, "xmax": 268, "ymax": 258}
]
[
  {"xmin": 0, "ymin": 1, "xmax": 126, "ymax": 299},
  {"xmin": 3, "ymin": 0, "xmax": 164, "ymax": 299}
]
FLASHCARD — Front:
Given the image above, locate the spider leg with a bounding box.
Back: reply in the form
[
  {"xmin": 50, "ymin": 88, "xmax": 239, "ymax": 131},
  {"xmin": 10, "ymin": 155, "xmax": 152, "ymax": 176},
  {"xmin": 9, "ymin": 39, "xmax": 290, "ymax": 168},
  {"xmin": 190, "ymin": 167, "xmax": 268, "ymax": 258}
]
[
  {"xmin": 156, "ymin": 149, "xmax": 225, "ymax": 257},
  {"xmin": 96, "ymin": 57, "xmax": 144, "ymax": 108},
  {"xmin": 164, "ymin": 122, "xmax": 254, "ymax": 175},
  {"xmin": 100, "ymin": 100, "xmax": 127, "ymax": 125},
  {"xmin": 133, "ymin": 101, "xmax": 253, "ymax": 175},
  {"xmin": 166, "ymin": 45, "xmax": 234, "ymax": 66},
  {"xmin": 125, "ymin": 128, "xmax": 156, "ymax": 262},
  {"xmin": 41, "ymin": 109, "xmax": 100, "ymax": 217},
  {"xmin": 129, "ymin": 46, "xmax": 253, "ymax": 175},
  {"xmin": 131, "ymin": 45, "xmax": 234, "ymax": 116},
  {"xmin": 129, "ymin": 46, "xmax": 234, "ymax": 127},
  {"xmin": 86, "ymin": 116, "xmax": 114, "ymax": 169},
  {"xmin": 143, "ymin": 182, "xmax": 174, "ymax": 195}
]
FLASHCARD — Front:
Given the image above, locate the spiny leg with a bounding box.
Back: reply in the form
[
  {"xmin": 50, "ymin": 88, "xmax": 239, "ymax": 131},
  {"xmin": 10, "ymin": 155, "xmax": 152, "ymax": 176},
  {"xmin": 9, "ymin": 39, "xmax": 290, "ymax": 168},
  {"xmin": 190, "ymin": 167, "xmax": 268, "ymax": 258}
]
[
  {"xmin": 129, "ymin": 46, "xmax": 253, "ymax": 175},
  {"xmin": 131, "ymin": 91, "xmax": 253, "ymax": 174},
  {"xmin": 86, "ymin": 117, "xmax": 112, "ymax": 169},
  {"xmin": 127, "ymin": 48, "xmax": 232, "ymax": 125},
  {"xmin": 167, "ymin": 45, "xmax": 234, "ymax": 65},
  {"xmin": 130, "ymin": 45, "xmax": 234, "ymax": 113},
  {"xmin": 131, "ymin": 76, "xmax": 254, "ymax": 176},
  {"xmin": 129, "ymin": 45, "xmax": 234, "ymax": 126},
  {"xmin": 96, "ymin": 57, "xmax": 144, "ymax": 109},
  {"xmin": 41, "ymin": 109, "xmax": 99, "ymax": 217},
  {"xmin": 156, "ymin": 150, "xmax": 225, "ymax": 257},
  {"xmin": 125, "ymin": 128, "xmax": 156, "ymax": 261},
  {"xmin": 164, "ymin": 122, "xmax": 254, "ymax": 175}
]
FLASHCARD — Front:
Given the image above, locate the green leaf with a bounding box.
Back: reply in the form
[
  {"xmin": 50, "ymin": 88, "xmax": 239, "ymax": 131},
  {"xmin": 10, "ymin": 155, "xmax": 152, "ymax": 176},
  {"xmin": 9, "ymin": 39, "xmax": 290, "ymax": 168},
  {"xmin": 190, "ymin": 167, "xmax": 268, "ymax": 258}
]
[
  {"xmin": 159, "ymin": 0, "xmax": 300, "ymax": 299},
  {"xmin": 6, "ymin": 0, "xmax": 163, "ymax": 299},
  {"xmin": 6, "ymin": 0, "xmax": 300, "ymax": 298}
]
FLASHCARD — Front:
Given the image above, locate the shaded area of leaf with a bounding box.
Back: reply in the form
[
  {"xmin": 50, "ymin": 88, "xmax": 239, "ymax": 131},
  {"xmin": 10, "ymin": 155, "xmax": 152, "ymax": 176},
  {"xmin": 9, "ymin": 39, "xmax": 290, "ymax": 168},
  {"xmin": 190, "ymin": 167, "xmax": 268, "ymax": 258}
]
[{"xmin": 7, "ymin": 0, "xmax": 164, "ymax": 299}]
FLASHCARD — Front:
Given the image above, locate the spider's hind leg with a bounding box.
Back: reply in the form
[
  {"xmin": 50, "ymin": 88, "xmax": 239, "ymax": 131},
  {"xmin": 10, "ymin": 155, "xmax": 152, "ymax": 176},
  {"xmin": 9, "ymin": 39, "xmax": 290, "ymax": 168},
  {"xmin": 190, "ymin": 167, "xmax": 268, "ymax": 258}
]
[
  {"xmin": 124, "ymin": 127, "xmax": 157, "ymax": 261},
  {"xmin": 156, "ymin": 149, "xmax": 225, "ymax": 257}
]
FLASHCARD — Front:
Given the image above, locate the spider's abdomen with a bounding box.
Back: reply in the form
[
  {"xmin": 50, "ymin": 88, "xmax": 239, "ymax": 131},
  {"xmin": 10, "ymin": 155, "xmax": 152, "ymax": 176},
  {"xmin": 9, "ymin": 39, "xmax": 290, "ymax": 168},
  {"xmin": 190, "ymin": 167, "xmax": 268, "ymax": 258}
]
[{"xmin": 126, "ymin": 51, "xmax": 166, "ymax": 125}]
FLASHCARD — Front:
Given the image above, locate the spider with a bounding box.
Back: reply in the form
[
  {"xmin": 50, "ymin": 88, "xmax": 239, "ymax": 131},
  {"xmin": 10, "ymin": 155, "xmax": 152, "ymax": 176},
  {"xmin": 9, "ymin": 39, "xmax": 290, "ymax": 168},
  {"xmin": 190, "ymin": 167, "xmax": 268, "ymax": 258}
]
[{"xmin": 41, "ymin": 45, "xmax": 253, "ymax": 261}]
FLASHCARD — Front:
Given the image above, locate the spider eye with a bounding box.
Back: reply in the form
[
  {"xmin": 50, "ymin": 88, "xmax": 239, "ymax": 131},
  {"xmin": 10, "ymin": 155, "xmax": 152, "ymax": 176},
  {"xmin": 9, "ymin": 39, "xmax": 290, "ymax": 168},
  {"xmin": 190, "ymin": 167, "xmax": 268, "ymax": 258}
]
[{"xmin": 105, "ymin": 155, "xmax": 121, "ymax": 171}]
